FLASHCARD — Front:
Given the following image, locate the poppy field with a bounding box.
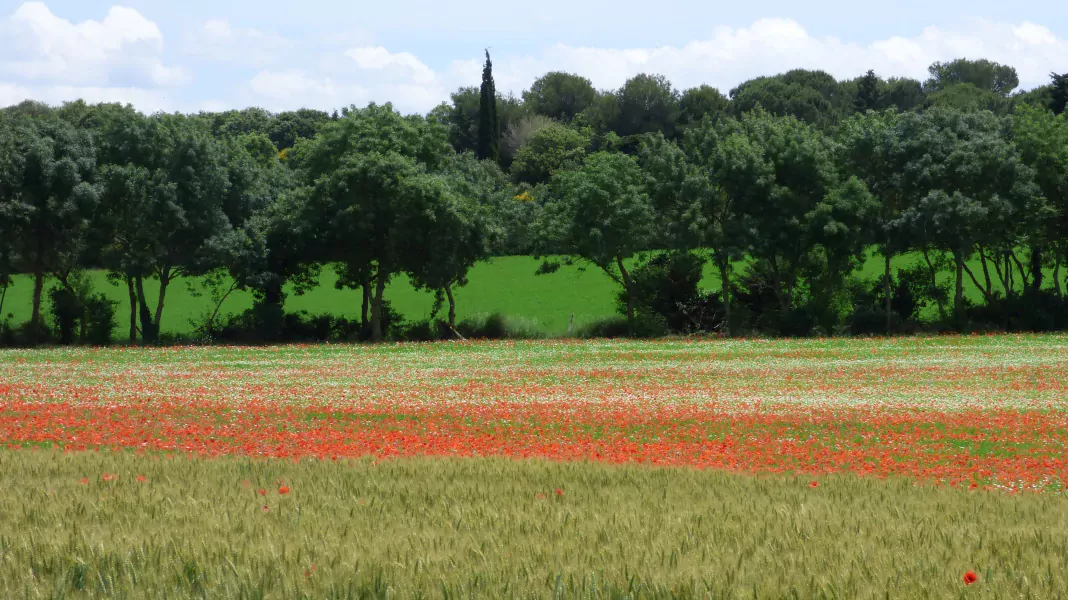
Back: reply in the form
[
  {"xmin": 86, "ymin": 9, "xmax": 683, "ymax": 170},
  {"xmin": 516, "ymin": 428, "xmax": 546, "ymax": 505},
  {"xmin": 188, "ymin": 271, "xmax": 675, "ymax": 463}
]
[{"xmin": 2, "ymin": 334, "xmax": 1068, "ymax": 597}]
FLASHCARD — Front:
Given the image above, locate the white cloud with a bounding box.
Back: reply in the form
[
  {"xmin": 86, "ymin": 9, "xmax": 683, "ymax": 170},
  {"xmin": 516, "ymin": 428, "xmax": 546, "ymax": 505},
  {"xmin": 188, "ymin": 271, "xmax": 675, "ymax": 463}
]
[
  {"xmin": 461, "ymin": 18, "xmax": 1068, "ymax": 98},
  {"xmin": 0, "ymin": 2, "xmax": 190, "ymax": 88},
  {"xmin": 3, "ymin": 8, "xmax": 1066, "ymax": 115},
  {"xmin": 245, "ymin": 68, "xmax": 444, "ymax": 114},
  {"xmin": 244, "ymin": 18, "xmax": 1068, "ymax": 115},
  {"xmin": 186, "ymin": 18, "xmax": 295, "ymax": 66},
  {"xmin": 345, "ymin": 47, "xmax": 436, "ymax": 84}
]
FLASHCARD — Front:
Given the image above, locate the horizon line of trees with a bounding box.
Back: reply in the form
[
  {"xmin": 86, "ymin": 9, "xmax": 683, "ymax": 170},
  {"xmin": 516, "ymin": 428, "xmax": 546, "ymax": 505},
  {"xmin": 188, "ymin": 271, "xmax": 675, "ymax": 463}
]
[{"xmin": 1, "ymin": 55, "xmax": 1067, "ymax": 346}]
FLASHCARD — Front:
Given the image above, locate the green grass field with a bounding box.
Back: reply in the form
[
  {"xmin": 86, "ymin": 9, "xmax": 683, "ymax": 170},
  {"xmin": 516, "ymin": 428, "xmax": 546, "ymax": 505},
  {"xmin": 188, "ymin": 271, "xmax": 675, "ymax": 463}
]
[{"xmin": 1, "ymin": 252, "xmax": 1059, "ymax": 337}]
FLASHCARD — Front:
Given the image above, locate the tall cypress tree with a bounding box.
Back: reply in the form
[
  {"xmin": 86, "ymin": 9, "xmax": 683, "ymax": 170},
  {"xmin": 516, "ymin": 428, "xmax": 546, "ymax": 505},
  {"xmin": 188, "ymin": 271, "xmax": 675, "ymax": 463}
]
[
  {"xmin": 853, "ymin": 69, "xmax": 881, "ymax": 113},
  {"xmin": 1052, "ymin": 72, "xmax": 1068, "ymax": 116},
  {"xmin": 478, "ymin": 50, "xmax": 499, "ymax": 162}
]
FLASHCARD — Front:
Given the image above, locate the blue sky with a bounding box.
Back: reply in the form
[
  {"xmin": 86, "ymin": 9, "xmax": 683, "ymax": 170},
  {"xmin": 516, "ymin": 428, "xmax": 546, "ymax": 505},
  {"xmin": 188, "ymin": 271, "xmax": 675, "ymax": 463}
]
[{"xmin": 1, "ymin": 0, "xmax": 1066, "ymax": 114}]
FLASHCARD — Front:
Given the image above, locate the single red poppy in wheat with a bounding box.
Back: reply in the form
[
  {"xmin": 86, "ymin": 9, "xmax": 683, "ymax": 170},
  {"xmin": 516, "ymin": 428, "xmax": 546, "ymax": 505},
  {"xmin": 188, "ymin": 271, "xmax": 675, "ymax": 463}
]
[
  {"xmin": 257, "ymin": 488, "xmax": 266, "ymax": 496},
  {"xmin": 963, "ymin": 571, "xmax": 978, "ymax": 585},
  {"xmin": 278, "ymin": 485, "xmax": 290, "ymax": 495},
  {"xmin": 555, "ymin": 488, "xmax": 564, "ymax": 497},
  {"xmin": 136, "ymin": 475, "xmax": 147, "ymax": 483},
  {"xmin": 810, "ymin": 481, "xmax": 819, "ymax": 488}
]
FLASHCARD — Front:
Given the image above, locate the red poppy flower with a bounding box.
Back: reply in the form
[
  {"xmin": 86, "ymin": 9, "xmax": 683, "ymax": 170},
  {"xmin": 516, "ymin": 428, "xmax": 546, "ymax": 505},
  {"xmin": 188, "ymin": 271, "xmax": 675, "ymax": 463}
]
[
  {"xmin": 809, "ymin": 481, "xmax": 819, "ymax": 488},
  {"xmin": 963, "ymin": 571, "xmax": 978, "ymax": 585},
  {"xmin": 535, "ymin": 492, "xmax": 545, "ymax": 500},
  {"xmin": 261, "ymin": 505, "xmax": 269, "ymax": 513},
  {"xmin": 278, "ymin": 485, "xmax": 290, "ymax": 495},
  {"xmin": 101, "ymin": 473, "xmax": 117, "ymax": 482},
  {"xmin": 136, "ymin": 475, "xmax": 147, "ymax": 483},
  {"xmin": 257, "ymin": 489, "xmax": 266, "ymax": 496},
  {"xmin": 78, "ymin": 477, "xmax": 89, "ymax": 485},
  {"xmin": 555, "ymin": 488, "xmax": 563, "ymax": 497}
]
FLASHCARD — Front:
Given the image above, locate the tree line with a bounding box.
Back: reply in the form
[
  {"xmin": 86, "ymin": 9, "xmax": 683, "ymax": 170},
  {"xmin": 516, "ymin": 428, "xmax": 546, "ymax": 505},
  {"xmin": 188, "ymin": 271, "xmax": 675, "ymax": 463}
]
[{"xmin": 1, "ymin": 55, "xmax": 1067, "ymax": 345}]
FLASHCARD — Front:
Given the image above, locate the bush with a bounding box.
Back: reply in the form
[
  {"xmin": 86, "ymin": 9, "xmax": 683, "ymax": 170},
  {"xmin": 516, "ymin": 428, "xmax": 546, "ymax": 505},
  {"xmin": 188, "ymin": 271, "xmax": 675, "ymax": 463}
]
[
  {"xmin": 967, "ymin": 290, "xmax": 1068, "ymax": 332},
  {"xmin": 619, "ymin": 251, "xmax": 711, "ymax": 334},
  {"xmin": 48, "ymin": 281, "xmax": 118, "ymax": 346},
  {"xmin": 83, "ymin": 293, "xmax": 118, "ymax": 346},
  {"xmin": 455, "ymin": 313, "xmax": 544, "ymax": 340},
  {"xmin": 574, "ymin": 316, "xmax": 631, "ymax": 339}
]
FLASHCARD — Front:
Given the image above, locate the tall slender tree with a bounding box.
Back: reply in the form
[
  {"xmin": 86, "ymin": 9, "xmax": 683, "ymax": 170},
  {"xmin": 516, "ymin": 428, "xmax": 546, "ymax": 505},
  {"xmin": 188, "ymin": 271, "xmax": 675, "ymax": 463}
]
[
  {"xmin": 478, "ymin": 51, "xmax": 500, "ymax": 163},
  {"xmin": 853, "ymin": 70, "xmax": 881, "ymax": 113}
]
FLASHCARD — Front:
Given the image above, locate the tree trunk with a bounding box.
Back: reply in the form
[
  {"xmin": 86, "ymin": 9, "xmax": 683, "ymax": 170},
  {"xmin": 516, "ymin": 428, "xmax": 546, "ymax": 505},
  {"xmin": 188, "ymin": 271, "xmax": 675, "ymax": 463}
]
[
  {"xmin": 616, "ymin": 258, "xmax": 636, "ymax": 336},
  {"xmin": 716, "ymin": 251, "xmax": 732, "ymax": 337},
  {"xmin": 1055, "ymin": 255, "xmax": 1063, "ymax": 298},
  {"xmin": 126, "ymin": 276, "xmax": 137, "ymax": 343},
  {"xmin": 883, "ymin": 250, "xmax": 893, "ymax": 334},
  {"xmin": 978, "ymin": 246, "xmax": 993, "ymax": 299},
  {"xmin": 30, "ymin": 263, "xmax": 44, "ymax": 330},
  {"xmin": 1031, "ymin": 246, "xmax": 1044, "ymax": 292},
  {"xmin": 444, "ymin": 284, "xmax": 457, "ymax": 328},
  {"xmin": 1005, "ymin": 250, "xmax": 1014, "ymax": 298},
  {"xmin": 154, "ymin": 271, "xmax": 169, "ymax": 338},
  {"xmin": 79, "ymin": 305, "xmax": 87, "ymax": 343},
  {"xmin": 0, "ymin": 282, "xmax": 8, "ymax": 333},
  {"xmin": 361, "ymin": 276, "xmax": 371, "ymax": 332},
  {"xmin": 962, "ymin": 263, "xmax": 994, "ymax": 304},
  {"xmin": 1009, "ymin": 250, "xmax": 1030, "ymax": 292},
  {"xmin": 207, "ymin": 283, "xmax": 237, "ymax": 335},
  {"xmin": 954, "ymin": 249, "xmax": 965, "ymax": 330},
  {"xmin": 370, "ymin": 272, "xmax": 387, "ymax": 343},
  {"xmin": 768, "ymin": 257, "xmax": 790, "ymax": 315},
  {"xmin": 134, "ymin": 275, "xmax": 156, "ymax": 344},
  {"xmin": 922, "ymin": 250, "xmax": 947, "ymax": 322}
]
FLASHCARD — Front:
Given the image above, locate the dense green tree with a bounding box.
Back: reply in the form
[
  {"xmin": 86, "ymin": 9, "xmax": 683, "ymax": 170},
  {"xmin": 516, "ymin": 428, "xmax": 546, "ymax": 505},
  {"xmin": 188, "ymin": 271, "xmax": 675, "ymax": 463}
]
[
  {"xmin": 1012, "ymin": 85, "xmax": 1053, "ymax": 112},
  {"xmin": 509, "ymin": 123, "xmax": 590, "ymax": 185},
  {"xmin": 681, "ymin": 119, "xmax": 770, "ymax": 334},
  {"xmin": 198, "ymin": 107, "xmax": 274, "ymax": 139},
  {"xmin": 882, "ymin": 77, "xmax": 926, "ymax": 112},
  {"xmin": 2, "ymin": 100, "xmax": 54, "ymax": 119},
  {"xmin": 478, "ymin": 51, "xmax": 500, "ymax": 162},
  {"xmin": 611, "ymin": 74, "xmax": 680, "ymax": 138},
  {"xmin": 676, "ymin": 85, "xmax": 728, "ymax": 130},
  {"xmin": 407, "ymin": 153, "xmax": 505, "ymax": 328},
  {"xmin": 1012, "ymin": 105, "xmax": 1068, "ymax": 295},
  {"xmin": 447, "ymin": 86, "xmax": 480, "ymax": 154},
  {"xmin": 267, "ymin": 109, "xmax": 332, "ymax": 150},
  {"xmin": 924, "ymin": 59, "xmax": 1019, "ymax": 96},
  {"xmin": 523, "ymin": 72, "xmax": 597, "ymax": 122},
  {"xmin": 729, "ymin": 71, "xmax": 841, "ymax": 128},
  {"xmin": 96, "ymin": 114, "xmax": 232, "ymax": 343},
  {"xmin": 0, "ymin": 116, "xmax": 99, "ymax": 337},
  {"xmin": 578, "ymin": 91, "xmax": 622, "ymax": 133},
  {"xmin": 732, "ymin": 110, "xmax": 873, "ymax": 330},
  {"xmin": 838, "ymin": 110, "xmax": 906, "ymax": 331},
  {"xmin": 925, "ymin": 83, "xmax": 1011, "ymax": 114},
  {"xmin": 1052, "ymin": 72, "xmax": 1068, "ymax": 116},
  {"xmin": 892, "ymin": 109, "xmax": 1045, "ymax": 324},
  {"xmin": 853, "ymin": 70, "xmax": 881, "ymax": 113},
  {"xmin": 542, "ymin": 152, "xmax": 656, "ymax": 333},
  {"xmin": 296, "ymin": 104, "xmax": 454, "ymax": 341}
]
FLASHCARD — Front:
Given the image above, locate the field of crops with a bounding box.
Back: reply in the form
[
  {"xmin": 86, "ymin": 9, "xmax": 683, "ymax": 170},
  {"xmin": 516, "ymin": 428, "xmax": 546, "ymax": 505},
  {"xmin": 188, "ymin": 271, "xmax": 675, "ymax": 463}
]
[{"xmin": 2, "ymin": 335, "xmax": 1068, "ymax": 597}]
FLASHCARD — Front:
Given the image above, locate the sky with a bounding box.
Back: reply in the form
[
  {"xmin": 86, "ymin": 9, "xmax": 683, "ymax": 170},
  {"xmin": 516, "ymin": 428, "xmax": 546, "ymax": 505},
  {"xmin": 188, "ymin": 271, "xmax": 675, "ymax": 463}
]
[{"xmin": 0, "ymin": 0, "xmax": 1066, "ymax": 115}]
